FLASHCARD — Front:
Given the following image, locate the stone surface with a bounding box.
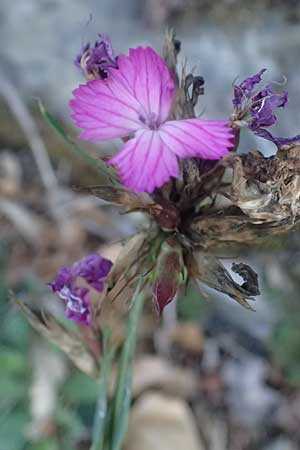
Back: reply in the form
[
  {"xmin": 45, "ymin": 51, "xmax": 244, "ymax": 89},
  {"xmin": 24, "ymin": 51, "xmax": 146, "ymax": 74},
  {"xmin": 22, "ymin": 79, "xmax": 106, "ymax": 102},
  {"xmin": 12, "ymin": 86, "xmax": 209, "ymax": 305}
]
[
  {"xmin": 1, "ymin": 0, "xmax": 300, "ymax": 160},
  {"xmin": 264, "ymin": 437, "xmax": 298, "ymax": 450},
  {"xmin": 222, "ymin": 354, "xmax": 282, "ymax": 427},
  {"xmin": 125, "ymin": 392, "xmax": 204, "ymax": 450},
  {"xmin": 131, "ymin": 356, "xmax": 198, "ymax": 398}
]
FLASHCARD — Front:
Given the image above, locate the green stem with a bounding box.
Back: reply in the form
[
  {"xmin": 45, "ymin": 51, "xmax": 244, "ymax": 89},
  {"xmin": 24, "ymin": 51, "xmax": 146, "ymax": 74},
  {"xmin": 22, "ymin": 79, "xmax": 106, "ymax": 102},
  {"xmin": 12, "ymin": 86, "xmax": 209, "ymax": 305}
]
[
  {"xmin": 111, "ymin": 287, "xmax": 146, "ymax": 450},
  {"xmin": 90, "ymin": 328, "xmax": 114, "ymax": 450}
]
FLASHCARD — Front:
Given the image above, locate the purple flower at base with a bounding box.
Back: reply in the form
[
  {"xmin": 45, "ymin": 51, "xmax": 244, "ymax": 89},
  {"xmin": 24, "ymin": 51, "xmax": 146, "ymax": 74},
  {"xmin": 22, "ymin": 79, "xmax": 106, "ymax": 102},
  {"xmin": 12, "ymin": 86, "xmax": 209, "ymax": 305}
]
[
  {"xmin": 49, "ymin": 254, "xmax": 112, "ymax": 327},
  {"xmin": 61, "ymin": 285, "xmax": 91, "ymax": 325},
  {"xmin": 232, "ymin": 69, "xmax": 300, "ymax": 147},
  {"xmin": 75, "ymin": 34, "xmax": 117, "ymax": 79},
  {"xmin": 75, "ymin": 253, "xmax": 113, "ymax": 291}
]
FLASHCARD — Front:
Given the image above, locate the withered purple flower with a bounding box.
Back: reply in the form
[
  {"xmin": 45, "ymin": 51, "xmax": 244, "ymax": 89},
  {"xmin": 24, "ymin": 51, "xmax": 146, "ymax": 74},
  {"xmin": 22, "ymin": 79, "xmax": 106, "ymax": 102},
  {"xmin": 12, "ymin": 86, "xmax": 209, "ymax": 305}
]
[
  {"xmin": 75, "ymin": 34, "xmax": 118, "ymax": 80},
  {"xmin": 232, "ymin": 69, "xmax": 300, "ymax": 147},
  {"xmin": 49, "ymin": 254, "xmax": 112, "ymax": 326},
  {"xmin": 232, "ymin": 68, "xmax": 266, "ymax": 107}
]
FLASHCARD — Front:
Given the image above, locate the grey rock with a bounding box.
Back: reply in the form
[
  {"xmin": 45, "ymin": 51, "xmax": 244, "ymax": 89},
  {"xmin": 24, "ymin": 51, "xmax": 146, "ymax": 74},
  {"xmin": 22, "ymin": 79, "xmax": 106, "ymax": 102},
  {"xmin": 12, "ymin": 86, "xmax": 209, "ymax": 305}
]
[
  {"xmin": 0, "ymin": 0, "xmax": 299, "ymax": 157},
  {"xmin": 264, "ymin": 437, "xmax": 298, "ymax": 450},
  {"xmin": 222, "ymin": 354, "xmax": 282, "ymax": 427}
]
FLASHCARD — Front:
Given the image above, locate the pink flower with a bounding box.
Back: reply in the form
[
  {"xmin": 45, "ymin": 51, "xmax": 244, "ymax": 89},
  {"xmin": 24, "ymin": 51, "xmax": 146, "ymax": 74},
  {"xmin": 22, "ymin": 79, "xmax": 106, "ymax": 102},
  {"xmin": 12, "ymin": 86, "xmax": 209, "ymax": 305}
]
[{"xmin": 70, "ymin": 47, "xmax": 233, "ymax": 192}]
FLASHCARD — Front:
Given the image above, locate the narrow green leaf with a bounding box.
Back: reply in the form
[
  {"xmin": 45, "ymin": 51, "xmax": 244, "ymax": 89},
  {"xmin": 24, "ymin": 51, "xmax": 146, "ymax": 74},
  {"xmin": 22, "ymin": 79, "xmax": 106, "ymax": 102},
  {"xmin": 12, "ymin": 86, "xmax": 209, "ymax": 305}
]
[
  {"xmin": 37, "ymin": 99, "xmax": 119, "ymax": 184},
  {"xmin": 111, "ymin": 286, "xmax": 146, "ymax": 450}
]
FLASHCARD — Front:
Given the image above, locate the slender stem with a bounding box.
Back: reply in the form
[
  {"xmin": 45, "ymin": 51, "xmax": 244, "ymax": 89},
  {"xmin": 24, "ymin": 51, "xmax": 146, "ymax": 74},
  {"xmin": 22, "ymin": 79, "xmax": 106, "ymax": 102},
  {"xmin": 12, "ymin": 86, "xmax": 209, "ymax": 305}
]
[
  {"xmin": 111, "ymin": 287, "xmax": 146, "ymax": 450},
  {"xmin": 90, "ymin": 328, "xmax": 114, "ymax": 450},
  {"xmin": 89, "ymin": 284, "xmax": 146, "ymax": 450}
]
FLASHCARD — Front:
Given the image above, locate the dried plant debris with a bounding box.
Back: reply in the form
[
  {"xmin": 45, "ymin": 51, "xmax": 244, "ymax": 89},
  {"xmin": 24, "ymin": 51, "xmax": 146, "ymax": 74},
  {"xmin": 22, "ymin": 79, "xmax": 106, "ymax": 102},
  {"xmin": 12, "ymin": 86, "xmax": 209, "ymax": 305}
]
[
  {"xmin": 17, "ymin": 300, "xmax": 99, "ymax": 377},
  {"xmin": 74, "ymin": 185, "xmax": 153, "ymax": 210},
  {"xmin": 184, "ymin": 150, "xmax": 300, "ymax": 250},
  {"xmin": 188, "ymin": 254, "xmax": 259, "ymax": 309}
]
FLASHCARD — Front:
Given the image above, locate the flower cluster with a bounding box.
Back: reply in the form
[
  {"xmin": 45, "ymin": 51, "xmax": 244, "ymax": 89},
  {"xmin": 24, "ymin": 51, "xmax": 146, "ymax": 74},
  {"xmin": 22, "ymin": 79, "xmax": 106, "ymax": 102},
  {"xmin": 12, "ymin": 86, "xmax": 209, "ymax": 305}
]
[
  {"xmin": 49, "ymin": 254, "xmax": 112, "ymax": 326},
  {"xmin": 48, "ymin": 33, "xmax": 300, "ymax": 327},
  {"xmin": 232, "ymin": 69, "xmax": 300, "ymax": 146}
]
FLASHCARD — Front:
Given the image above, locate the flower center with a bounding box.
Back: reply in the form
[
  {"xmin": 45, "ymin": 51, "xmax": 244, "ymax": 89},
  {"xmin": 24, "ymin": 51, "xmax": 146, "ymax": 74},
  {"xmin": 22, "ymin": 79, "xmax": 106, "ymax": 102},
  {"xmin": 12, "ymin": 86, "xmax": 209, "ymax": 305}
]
[
  {"xmin": 67, "ymin": 294, "xmax": 86, "ymax": 313},
  {"xmin": 139, "ymin": 112, "xmax": 160, "ymax": 130},
  {"xmin": 58, "ymin": 286, "xmax": 86, "ymax": 313}
]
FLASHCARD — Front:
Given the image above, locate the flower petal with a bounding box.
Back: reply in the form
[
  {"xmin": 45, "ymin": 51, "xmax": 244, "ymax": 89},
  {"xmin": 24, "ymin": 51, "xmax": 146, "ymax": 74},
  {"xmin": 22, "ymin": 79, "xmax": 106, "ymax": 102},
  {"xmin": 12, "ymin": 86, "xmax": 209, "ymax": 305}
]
[
  {"xmin": 158, "ymin": 119, "xmax": 234, "ymax": 159},
  {"xmin": 233, "ymin": 69, "xmax": 267, "ymax": 107},
  {"xmin": 75, "ymin": 253, "xmax": 113, "ymax": 291},
  {"xmin": 70, "ymin": 78, "xmax": 143, "ymax": 140},
  {"xmin": 109, "ymin": 129, "xmax": 179, "ymax": 192},
  {"xmin": 70, "ymin": 46, "xmax": 175, "ymax": 142},
  {"xmin": 65, "ymin": 287, "xmax": 91, "ymax": 326},
  {"xmin": 253, "ymin": 127, "xmax": 300, "ymax": 147},
  {"xmin": 125, "ymin": 47, "xmax": 175, "ymax": 123}
]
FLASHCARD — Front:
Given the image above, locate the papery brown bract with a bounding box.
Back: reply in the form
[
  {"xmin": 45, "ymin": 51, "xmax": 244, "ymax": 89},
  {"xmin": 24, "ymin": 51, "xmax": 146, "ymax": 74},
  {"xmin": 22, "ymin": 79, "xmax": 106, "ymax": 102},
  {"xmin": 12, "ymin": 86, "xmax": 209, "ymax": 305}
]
[
  {"xmin": 17, "ymin": 300, "xmax": 100, "ymax": 377},
  {"xmin": 74, "ymin": 185, "xmax": 153, "ymax": 210},
  {"xmin": 97, "ymin": 233, "xmax": 152, "ymax": 350}
]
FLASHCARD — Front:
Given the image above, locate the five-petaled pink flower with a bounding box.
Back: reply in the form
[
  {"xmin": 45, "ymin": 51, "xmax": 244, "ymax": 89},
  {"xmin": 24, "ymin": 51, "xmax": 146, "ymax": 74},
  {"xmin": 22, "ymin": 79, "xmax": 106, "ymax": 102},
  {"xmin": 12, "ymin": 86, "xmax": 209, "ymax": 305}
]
[{"xmin": 70, "ymin": 47, "xmax": 233, "ymax": 192}]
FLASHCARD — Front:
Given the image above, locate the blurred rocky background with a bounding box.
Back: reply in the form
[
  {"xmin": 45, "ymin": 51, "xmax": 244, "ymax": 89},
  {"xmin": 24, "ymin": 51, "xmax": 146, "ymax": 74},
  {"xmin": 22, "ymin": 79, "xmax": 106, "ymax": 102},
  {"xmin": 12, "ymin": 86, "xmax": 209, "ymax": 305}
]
[
  {"xmin": 2, "ymin": 1, "xmax": 300, "ymax": 450},
  {"xmin": 1, "ymin": 0, "xmax": 300, "ymax": 153}
]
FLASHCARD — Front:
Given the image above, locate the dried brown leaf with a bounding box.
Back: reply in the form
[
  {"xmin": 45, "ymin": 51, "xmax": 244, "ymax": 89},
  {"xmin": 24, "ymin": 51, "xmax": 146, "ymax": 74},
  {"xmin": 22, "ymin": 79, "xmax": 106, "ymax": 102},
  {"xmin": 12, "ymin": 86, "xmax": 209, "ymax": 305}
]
[
  {"xmin": 187, "ymin": 252, "xmax": 259, "ymax": 309},
  {"xmin": 17, "ymin": 300, "xmax": 99, "ymax": 377},
  {"xmin": 106, "ymin": 232, "xmax": 149, "ymax": 288},
  {"xmin": 163, "ymin": 29, "xmax": 180, "ymax": 86},
  {"xmin": 74, "ymin": 185, "xmax": 153, "ymax": 210},
  {"xmin": 97, "ymin": 232, "xmax": 151, "ymax": 348}
]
